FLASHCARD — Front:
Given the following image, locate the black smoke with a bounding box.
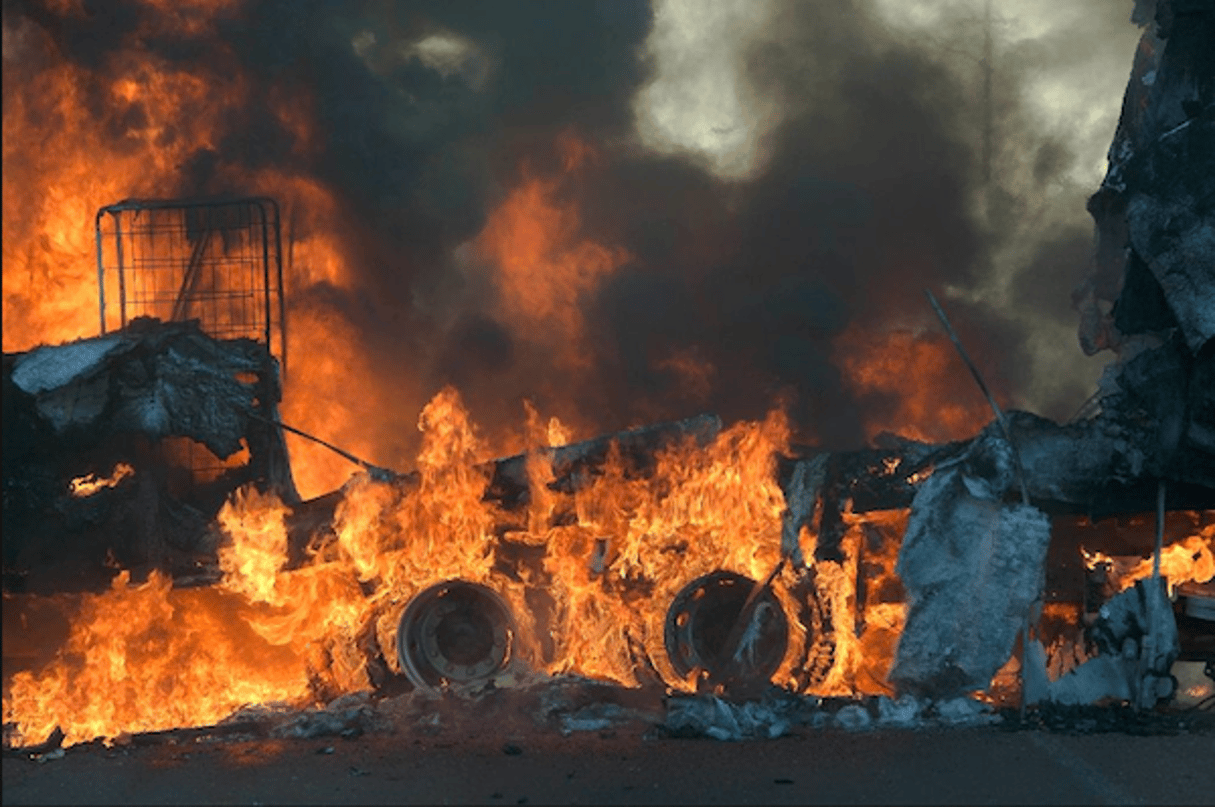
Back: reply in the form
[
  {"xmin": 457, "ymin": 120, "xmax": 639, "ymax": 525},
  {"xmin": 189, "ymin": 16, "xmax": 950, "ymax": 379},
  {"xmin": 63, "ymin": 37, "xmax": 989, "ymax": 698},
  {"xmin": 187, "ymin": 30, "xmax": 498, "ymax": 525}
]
[{"xmin": 3, "ymin": 0, "xmax": 1136, "ymax": 469}]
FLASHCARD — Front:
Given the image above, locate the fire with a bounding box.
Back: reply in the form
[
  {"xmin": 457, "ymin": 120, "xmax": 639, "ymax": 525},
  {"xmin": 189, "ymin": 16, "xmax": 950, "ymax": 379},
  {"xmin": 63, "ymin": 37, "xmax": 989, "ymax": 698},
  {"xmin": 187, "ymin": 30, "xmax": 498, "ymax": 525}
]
[
  {"xmin": 546, "ymin": 406, "xmax": 803, "ymax": 688},
  {"xmin": 8, "ymin": 387, "xmax": 913, "ymax": 747},
  {"xmin": 833, "ymin": 326, "xmax": 997, "ymax": 444},
  {"xmin": 2, "ymin": 571, "xmax": 310, "ymax": 748},
  {"xmin": 2, "ymin": 5, "xmax": 249, "ymax": 352},
  {"xmin": 68, "ymin": 463, "xmax": 135, "ymax": 497},
  {"xmin": 217, "ymin": 486, "xmax": 291, "ymax": 605},
  {"xmin": 277, "ymin": 304, "xmax": 387, "ymax": 498},
  {"xmin": 547, "ymin": 415, "xmax": 572, "ymax": 448},
  {"xmin": 0, "ymin": 1, "xmax": 1052, "ymax": 748},
  {"xmin": 820, "ymin": 508, "xmax": 909, "ymax": 696},
  {"xmin": 1082, "ymin": 525, "xmax": 1215, "ymax": 596},
  {"xmin": 2, "ymin": 3, "xmax": 391, "ymax": 500},
  {"xmin": 3, "ymin": 3, "xmax": 647, "ymax": 501},
  {"xmin": 1080, "ymin": 546, "xmax": 1114, "ymax": 571},
  {"xmin": 475, "ymin": 131, "xmax": 631, "ymax": 371}
]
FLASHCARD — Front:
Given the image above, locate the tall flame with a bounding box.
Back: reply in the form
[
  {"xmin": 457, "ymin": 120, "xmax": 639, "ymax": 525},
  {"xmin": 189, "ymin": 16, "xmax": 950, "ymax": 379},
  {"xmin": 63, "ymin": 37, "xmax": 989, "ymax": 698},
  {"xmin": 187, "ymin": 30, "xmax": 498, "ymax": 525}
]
[
  {"xmin": 6, "ymin": 389, "xmax": 911, "ymax": 747},
  {"xmin": 3, "ymin": 571, "xmax": 309, "ymax": 748}
]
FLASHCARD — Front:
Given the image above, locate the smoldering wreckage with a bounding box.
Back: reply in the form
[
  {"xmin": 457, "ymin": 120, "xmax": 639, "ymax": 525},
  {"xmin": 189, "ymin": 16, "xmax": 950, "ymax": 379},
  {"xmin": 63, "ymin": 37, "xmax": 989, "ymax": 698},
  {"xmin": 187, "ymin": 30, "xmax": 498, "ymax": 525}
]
[{"xmin": 3, "ymin": 6, "xmax": 1215, "ymax": 753}]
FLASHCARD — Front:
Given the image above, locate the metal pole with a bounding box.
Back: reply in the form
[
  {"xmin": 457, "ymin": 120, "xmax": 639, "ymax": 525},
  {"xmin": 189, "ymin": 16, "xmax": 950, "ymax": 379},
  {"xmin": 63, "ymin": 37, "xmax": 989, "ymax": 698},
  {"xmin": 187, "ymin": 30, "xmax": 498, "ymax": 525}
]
[
  {"xmin": 113, "ymin": 211, "xmax": 128, "ymax": 329},
  {"xmin": 1154, "ymin": 480, "xmax": 1165, "ymax": 578},
  {"xmin": 269, "ymin": 198, "xmax": 286, "ymax": 381},
  {"xmin": 95, "ymin": 211, "xmax": 108, "ymax": 335},
  {"xmin": 924, "ymin": 289, "xmax": 1029, "ymax": 505},
  {"xmin": 255, "ymin": 200, "xmax": 273, "ymax": 351}
]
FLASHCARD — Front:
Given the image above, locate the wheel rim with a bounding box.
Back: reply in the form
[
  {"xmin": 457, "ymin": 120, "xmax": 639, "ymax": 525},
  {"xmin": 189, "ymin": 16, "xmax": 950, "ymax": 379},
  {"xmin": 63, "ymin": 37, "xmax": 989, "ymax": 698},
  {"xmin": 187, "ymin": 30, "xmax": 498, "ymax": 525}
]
[
  {"xmin": 397, "ymin": 580, "xmax": 515, "ymax": 688},
  {"xmin": 664, "ymin": 570, "xmax": 789, "ymax": 684}
]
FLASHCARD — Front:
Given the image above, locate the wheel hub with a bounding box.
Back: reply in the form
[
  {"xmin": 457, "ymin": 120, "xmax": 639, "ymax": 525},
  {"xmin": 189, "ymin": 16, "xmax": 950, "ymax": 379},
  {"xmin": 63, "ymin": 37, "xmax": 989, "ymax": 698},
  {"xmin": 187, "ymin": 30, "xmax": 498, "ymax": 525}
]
[
  {"xmin": 664, "ymin": 570, "xmax": 789, "ymax": 685},
  {"xmin": 398, "ymin": 581, "xmax": 515, "ymax": 688}
]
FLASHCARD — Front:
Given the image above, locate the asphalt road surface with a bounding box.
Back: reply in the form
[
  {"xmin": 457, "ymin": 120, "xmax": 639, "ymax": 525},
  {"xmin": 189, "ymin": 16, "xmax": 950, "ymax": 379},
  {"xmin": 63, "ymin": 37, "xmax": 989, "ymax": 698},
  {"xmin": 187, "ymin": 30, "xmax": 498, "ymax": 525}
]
[{"xmin": 5, "ymin": 720, "xmax": 1213, "ymax": 805}]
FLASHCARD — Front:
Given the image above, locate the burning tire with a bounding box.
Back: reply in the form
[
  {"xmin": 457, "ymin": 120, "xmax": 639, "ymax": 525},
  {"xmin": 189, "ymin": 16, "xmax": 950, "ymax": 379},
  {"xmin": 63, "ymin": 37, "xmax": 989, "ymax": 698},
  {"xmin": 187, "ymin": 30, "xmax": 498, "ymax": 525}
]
[
  {"xmin": 663, "ymin": 570, "xmax": 790, "ymax": 685},
  {"xmin": 397, "ymin": 580, "xmax": 517, "ymax": 689}
]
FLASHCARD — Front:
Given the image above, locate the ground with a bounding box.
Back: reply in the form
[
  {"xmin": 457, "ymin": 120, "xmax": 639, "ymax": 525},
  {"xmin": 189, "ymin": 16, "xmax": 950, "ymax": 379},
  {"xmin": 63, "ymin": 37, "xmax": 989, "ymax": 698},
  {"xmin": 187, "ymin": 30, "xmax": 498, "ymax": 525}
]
[{"xmin": 5, "ymin": 716, "xmax": 1213, "ymax": 806}]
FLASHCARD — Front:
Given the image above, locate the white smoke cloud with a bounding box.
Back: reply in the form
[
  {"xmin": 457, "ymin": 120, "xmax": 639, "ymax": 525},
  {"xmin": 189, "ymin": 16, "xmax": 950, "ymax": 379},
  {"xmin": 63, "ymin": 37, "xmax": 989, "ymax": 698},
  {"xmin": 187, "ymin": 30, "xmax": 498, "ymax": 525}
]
[{"xmin": 632, "ymin": 0, "xmax": 782, "ymax": 180}]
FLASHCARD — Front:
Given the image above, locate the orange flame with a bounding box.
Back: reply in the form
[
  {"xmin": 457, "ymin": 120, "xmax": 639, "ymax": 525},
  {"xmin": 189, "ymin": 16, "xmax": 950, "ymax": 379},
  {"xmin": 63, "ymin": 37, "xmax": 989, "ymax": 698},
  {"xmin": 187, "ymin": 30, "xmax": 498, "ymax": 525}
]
[
  {"xmin": 7, "ymin": 389, "xmax": 914, "ymax": 747},
  {"xmin": 69, "ymin": 463, "xmax": 135, "ymax": 497},
  {"xmin": 475, "ymin": 133, "xmax": 631, "ymax": 371},
  {"xmin": 217, "ymin": 486, "xmax": 291, "ymax": 605},
  {"xmin": 3, "ymin": 1, "xmax": 642, "ymax": 502},
  {"xmin": 3, "ymin": 4, "xmax": 251, "ymax": 352},
  {"xmin": 817, "ymin": 508, "xmax": 909, "ymax": 696},
  {"xmin": 0, "ymin": 1, "xmax": 1028, "ymax": 747},
  {"xmin": 833, "ymin": 326, "xmax": 996, "ymax": 443},
  {"xmin": 1083, "ymin": 526, "xmax": 1215, "ymax": 596},
  {"xmin": 2, "ymin": 3, "xmax": 392, "ymax": 500},
  {"xmin": 2, "ymin": 571, "xmax": 310, "ymax": 748}
]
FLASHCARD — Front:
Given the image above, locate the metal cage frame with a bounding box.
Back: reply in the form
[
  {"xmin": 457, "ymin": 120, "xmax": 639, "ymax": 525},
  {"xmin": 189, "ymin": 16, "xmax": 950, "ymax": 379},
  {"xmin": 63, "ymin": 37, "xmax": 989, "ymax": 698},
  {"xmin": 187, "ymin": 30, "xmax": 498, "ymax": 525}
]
[{"xmin": 95, "ymin": 196, "xmax": 287, "ymax": 374}]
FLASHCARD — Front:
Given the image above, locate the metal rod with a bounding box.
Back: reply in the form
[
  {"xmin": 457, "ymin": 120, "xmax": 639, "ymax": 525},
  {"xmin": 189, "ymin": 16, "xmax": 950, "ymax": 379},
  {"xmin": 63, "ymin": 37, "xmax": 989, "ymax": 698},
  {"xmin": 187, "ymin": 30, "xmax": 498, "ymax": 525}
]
[
  {"xmin": 246, "ymin": 411, "xmax": 400, "ymax": 482},
  {"xmin": 114, "ymin": 212, "xmax": 128, "ymax": 329},
  {"xmin": 924, "ymin": 288, "xmax": 1029, "ymax": 505},
  {"xmin": 712, "ymin": 554, "xmax": 788, "ymax": 687},
  {"xmin": 95, "ymin": 211, "xmax": 107, "ymax": 335},
  {"xmin": 267, "ymin": 197, "xmax": 287, "ymax": 381},
  {"xmin": 255, "ymin": 200, "xmax": 273, "ymax": 353},
  {"xmin": 1154, "ymin": 480, "xmax": 1165, "ymax": 578},
  {"xmin": 171, "ymin": 224, "xmax": 213, "ymax": 323}
]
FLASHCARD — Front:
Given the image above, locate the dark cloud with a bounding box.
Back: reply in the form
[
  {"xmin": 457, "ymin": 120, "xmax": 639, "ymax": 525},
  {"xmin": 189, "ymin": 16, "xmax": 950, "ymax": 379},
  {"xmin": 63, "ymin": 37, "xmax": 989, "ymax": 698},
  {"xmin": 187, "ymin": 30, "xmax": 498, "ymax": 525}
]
[
  {"xmin": 5, "ymin": 0, "xmax": 1141, "ymax": 465},
  {"xmin": 565, "ymin": 0, "xmax": 988, "ymax": 445}
]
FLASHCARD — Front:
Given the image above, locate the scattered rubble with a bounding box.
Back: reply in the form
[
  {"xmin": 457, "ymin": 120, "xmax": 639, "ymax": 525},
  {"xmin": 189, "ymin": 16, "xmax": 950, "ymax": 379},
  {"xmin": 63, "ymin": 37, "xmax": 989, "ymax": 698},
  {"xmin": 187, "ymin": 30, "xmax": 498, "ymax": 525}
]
[
  {"xmin": 658, "ymin": 691, "xmax": 1000, "ymax": 740},
  {"xmin": 662, "ymin": 691, "xmax": 809, "ymax": 740},
  {"xmin": 266, "ymin": 692, "xmax": 391, "ymax": 740},
  {"xmin": 1026, "ymin": 576, "xmax": 1180, "ymax": 709},
  {"xmin": 3, "ymin": 318, "xmax": 296, "ymax": 591}
]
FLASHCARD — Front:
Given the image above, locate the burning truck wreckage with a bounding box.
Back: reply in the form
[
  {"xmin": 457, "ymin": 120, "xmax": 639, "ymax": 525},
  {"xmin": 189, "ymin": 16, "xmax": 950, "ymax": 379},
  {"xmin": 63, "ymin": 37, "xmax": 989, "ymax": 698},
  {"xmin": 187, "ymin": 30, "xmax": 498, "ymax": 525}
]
[{"xmin": 3, "ymin": 4, "xmax": 1215, "ymax": 754}]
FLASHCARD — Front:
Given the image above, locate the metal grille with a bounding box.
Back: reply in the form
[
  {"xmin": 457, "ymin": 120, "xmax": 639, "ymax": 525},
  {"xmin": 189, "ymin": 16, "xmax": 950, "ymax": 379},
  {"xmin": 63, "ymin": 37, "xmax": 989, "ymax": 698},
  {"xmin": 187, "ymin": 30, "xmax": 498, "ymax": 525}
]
[
  {"xmin": 95, "ymin": 197, "xmax": 287, "ymax": 483},
  {"xmin": 95, "ymin": 197, "xmax": 286, "ymax": 369}
]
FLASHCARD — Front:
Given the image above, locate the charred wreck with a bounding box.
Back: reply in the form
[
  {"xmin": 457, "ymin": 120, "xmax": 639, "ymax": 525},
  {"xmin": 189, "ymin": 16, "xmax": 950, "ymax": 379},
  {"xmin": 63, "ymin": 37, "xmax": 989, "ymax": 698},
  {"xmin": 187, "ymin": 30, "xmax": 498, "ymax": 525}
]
[{"xmin": 3, "ymin": 0, "xmax": 1215, "ymax": 751}]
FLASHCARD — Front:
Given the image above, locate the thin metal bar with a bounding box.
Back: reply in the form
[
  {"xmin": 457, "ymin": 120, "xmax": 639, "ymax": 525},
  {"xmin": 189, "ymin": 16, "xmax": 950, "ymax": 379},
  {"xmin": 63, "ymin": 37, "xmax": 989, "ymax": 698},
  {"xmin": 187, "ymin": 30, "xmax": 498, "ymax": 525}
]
[
  {"xmin": 246, "ymin": 411, "xmax": 401, "ymax": 482},
  {"xmin": 254, "ymin": 200, "xmax": 273, "ymax": 351},
  {"xmin": 113, "ymin": 211, "xmax": 128, "ymax": 329},
  {"xmin": 1154, "ymin": 480, "xmax": 1165, "ymax": 578},
  {"xmin": 171, "ymin": 224, "xmax": 213, "ymax": 322},
  {"xmin": 924, "ymin": 288, "xmax": 1030, "ymax": 505},
  {"xmin": 269, "ymin": 198, "xmax": 286, "ymax": 380},
  {"xmin": 95, "ymin": 210, "xmax": 107, "ymax": 334}
]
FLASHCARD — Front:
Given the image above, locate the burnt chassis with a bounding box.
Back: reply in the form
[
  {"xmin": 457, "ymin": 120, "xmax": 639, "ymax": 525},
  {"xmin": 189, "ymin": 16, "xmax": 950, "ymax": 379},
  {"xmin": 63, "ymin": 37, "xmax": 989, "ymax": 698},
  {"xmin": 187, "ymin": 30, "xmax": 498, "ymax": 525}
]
[
  {"xmin": 286, "ymin": 415, "xmax": 839, "ymax": 694},
  {"xmin": 5, "ymin": 324, "xmax": 1211, "ymax": 699},
  {"xmin": 286, "ymin": 414, "xmax": 1213, "ymax": 696}
]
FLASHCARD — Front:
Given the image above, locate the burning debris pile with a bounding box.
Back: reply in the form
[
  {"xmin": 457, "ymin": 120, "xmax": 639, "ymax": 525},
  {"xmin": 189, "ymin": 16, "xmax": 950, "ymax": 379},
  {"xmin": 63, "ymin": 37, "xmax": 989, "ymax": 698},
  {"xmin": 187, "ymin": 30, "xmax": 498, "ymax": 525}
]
[
  {"xmin": 3, "ymin": 317, "xmax": 296, "ymax": 593},
  {"xmin": 3, "ymin": 0, "xmax": 1215, "ymax": 753},
  {"xmin": 3, "ymin": 333, "xmax": 1212, "ymax": 749}
]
